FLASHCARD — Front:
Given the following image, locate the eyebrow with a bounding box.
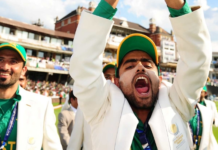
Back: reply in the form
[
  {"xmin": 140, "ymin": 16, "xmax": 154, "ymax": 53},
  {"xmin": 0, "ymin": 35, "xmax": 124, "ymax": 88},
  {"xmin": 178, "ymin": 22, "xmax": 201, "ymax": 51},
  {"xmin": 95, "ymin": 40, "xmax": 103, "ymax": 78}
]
[{"xmin": 123, "ymin": 58, "xmax": 153, "ymax": 65}]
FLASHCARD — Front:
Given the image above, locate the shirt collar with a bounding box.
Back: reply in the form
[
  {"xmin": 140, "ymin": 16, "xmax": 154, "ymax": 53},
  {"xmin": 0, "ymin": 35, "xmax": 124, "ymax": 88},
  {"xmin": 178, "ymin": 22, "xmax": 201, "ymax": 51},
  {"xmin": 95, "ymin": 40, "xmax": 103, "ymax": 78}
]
[
  {"xmin": 71, "ymin": 105, "xmax": 77, "ymax": 114},
  {"xmin": 12, "ymin": 85, "xmax": 22, "ymax": 102}
]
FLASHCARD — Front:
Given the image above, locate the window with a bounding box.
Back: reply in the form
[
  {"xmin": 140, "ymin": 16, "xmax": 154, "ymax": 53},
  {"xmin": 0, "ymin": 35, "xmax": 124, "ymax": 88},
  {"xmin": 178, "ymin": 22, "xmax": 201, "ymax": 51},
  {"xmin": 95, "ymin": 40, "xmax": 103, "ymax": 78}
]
[
  {"xmin": 22, "ymin": 31, "xmax": 28, "ymax": 39},
  {"xmin": 61, "ymin": 21, "xmax": 64, "ymax": 26},
  {"xmin": 57, "ymin": 39, "xmax": 62, "ymax": 45},
  {"xmin": 28, "ymin": 32, "xmax": 35, "ymax": 40},
  {"xmin": 2, "ymin": 27, "xmax": 10, "ymax": 35},
  {"xmin": 0, "ymin": 26, "xmax": 2, "ymax": 33},
  {"xmin": 51, "ymin": 38, "xmax": 57, "ymax": 44},
  {"xmin": 38, "ymin": 52, "xmax": 44, "ymax": 58},
  {"xmin": 44, "ymin": 36, "xmax": 50, "ymax": 43},
  {"xmin": 55, "ymin": 55, "xmax": 61, "ymax": 61},
  {"xmin": 16, "ymin": 30, "xmax": 22, "ymax": 38},
  {"xmin": 68, "ymin": 19, "xmax": 71, "ymax": 24},
  {"xmin": 104, "ymin": 51, "xmax": 112, "ymax": 57},
  {"xmin": 26, "ymin": 49, "xmax": 33, "ymax": 56},
  {"xmin": 65, "ymin": 56, "xmax": 71, "ymax": 62},
  {"xmin": 68, "ymin": 41, "xmax": 73, "ymax": 47}
]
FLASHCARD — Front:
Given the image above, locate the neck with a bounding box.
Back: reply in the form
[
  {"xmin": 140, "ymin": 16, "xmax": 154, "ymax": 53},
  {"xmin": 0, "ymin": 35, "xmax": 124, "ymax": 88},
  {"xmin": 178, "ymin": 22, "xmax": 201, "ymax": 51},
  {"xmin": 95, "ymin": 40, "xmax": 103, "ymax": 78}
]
[
  {"xmin": 0, "ymin": 82, "xmax": 18, "ymax": 99},
  {"xmin": 132, "ymin": 107, "xmax": 152, "ymax": 124},
  {"xmin": 199, "ymin": 98, "xmax": 204, "ymax": 102}
]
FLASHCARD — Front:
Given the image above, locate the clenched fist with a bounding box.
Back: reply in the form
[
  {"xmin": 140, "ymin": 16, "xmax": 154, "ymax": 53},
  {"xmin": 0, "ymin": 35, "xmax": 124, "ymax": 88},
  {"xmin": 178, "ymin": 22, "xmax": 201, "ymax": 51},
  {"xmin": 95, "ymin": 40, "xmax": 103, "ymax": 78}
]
[
  {"xmin": 165, "ymin": 0, "xmax": 185, "ymax": 9},
  {"xmin": 105, "ymin": 0, "xmax": 120, "ymax": 9}
]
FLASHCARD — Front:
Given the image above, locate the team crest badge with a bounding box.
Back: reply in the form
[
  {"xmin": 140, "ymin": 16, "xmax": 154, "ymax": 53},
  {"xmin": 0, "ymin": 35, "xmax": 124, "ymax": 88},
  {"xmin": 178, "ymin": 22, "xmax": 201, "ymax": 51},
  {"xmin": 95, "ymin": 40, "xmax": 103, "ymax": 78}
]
[{"xmin": 169, "ymin": 124, "xmax": 179, "ymax": 135}]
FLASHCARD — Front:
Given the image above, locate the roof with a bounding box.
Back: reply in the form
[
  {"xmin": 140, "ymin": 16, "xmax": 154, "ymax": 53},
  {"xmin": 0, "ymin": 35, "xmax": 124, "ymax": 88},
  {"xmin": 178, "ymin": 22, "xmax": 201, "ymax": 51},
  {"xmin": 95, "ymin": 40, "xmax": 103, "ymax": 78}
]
[
  {"xmin": 154, "ymin": 26, "xmax": 171, "ymax": 35},
  {"xmin": 0, "ymin": 16, "xmax": 74, "ymax": 39},
  {"xmin": 113, "ymin": 18, "xmax": 150, "ymax": 33},
  {"xmin": 58, "ymin": 10, "xmax": 77, "ymax": 22},
  {"xmin": 57, "ymin": 7, "xmax": 87, "ymax": 22}
]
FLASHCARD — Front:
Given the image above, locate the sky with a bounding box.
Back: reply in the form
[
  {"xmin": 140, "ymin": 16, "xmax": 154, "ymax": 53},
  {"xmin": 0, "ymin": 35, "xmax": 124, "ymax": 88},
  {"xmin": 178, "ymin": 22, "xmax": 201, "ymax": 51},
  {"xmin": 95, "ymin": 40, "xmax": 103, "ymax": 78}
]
[{"xmin": 0, "ymin": 0, "xmax": 217, "ymax": 51}]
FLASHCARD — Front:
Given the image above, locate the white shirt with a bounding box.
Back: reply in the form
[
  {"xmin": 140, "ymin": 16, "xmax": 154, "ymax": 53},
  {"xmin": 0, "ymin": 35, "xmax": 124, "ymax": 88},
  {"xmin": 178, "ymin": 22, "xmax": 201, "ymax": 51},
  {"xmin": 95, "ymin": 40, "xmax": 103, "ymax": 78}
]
[{"xmin": 71, "ymin": 105, "xmax": 77, "ymax": 114}]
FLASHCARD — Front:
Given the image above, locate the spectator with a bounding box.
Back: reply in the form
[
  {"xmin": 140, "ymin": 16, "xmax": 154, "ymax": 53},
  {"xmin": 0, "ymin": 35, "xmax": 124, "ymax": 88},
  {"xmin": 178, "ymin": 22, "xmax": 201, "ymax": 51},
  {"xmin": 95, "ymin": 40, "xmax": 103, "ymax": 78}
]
[
  {"xmin": 58, "ymin": 90, "xmax": 78, "ymax": 150},
  {"xmin": 19, "ymin": 70, "xmax": 29, "ymax": 89}
]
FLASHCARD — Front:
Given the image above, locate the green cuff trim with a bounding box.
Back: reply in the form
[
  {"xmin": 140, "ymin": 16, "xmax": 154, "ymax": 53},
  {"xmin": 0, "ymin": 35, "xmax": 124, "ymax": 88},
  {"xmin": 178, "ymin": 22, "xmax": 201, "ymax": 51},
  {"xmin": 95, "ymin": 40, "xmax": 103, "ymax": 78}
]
[
  {"xmin": 93, "ymin": 0, "xmax": 117, "ymax": 20},
  {"xmin": 168, "ymin": 0, "xmax": 192, "ymax": 17}
]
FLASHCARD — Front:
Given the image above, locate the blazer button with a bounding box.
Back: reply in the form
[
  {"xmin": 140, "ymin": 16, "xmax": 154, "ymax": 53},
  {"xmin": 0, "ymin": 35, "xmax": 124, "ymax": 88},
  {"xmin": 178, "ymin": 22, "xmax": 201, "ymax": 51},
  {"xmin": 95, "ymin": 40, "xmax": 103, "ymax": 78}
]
[{"xmin": 28, "ymin": 137, "xmax": 35, "ymax": 145}]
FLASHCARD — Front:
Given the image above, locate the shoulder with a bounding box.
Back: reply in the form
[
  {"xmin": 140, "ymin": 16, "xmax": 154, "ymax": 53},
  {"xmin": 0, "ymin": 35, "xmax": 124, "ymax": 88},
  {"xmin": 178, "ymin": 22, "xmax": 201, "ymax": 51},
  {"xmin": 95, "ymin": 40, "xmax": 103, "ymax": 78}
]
[
  {"xmin": 20, "ymin": 87, "xmax": 50, "ymax": 102},
  {"xmin": 205, "ymin": 100, "xmax": 215, "ymax": 105}
]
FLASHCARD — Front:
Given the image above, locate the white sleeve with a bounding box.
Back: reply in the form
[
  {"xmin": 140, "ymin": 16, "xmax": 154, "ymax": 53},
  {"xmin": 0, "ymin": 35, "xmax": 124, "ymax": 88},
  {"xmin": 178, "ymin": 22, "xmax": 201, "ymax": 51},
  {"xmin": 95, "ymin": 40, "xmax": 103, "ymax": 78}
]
[
  {"xmin": 69, "ymin": 11, "xmax": 114, "ymax": 123},
  {"xmin": 67, "ymin": 108, "xmax": 84, "ymax": 150},
  {"xmin": 169, "ymin": 7, "xmax": 212, "ymax": 121},
  {"xmin": 43, "ymin": 98, "xmax": 63, "ymax": 150}
]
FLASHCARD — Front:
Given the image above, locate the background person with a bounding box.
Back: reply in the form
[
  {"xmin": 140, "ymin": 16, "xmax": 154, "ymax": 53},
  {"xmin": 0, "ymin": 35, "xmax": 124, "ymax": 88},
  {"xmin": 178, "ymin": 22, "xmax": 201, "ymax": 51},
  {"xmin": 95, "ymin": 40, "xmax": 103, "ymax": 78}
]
[
  {"xmin": 19, "ymin": 69, "xmax": 28, "ymax": 89},
  {"xmin": 0, "ymin": 43, "xmax": 62, "ymax": 150},
  {"xmin": 67, "ymin": 63, "xmax": 116, "ymax": 150},
  {"xmin": 58, "ymin": 90, "xmax": 78, "ymax": 150}
]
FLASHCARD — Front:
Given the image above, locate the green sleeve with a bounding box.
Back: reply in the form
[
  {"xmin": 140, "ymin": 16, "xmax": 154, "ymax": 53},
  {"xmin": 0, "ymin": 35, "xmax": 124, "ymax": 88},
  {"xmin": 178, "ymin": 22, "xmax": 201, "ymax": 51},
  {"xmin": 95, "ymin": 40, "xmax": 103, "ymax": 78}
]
[
  {"xmin": 168, "ymin": 0, "xmax": 192, "ymax": 17},
  {"xmin": 93, "ymin": 0, "xmax": 117, "ymax": 20}
]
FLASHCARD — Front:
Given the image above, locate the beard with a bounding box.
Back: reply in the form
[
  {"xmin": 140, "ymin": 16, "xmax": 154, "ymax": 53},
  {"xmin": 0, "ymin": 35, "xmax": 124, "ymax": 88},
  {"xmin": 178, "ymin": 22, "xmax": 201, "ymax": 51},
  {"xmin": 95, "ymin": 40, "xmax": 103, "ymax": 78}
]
[
  {"xmin": 0, "ymin": 70, "xmax": 21, "ymax": 89},
  {"xmin": 120, "ymin": 74, "xmax": 160, "ymax": 110}
]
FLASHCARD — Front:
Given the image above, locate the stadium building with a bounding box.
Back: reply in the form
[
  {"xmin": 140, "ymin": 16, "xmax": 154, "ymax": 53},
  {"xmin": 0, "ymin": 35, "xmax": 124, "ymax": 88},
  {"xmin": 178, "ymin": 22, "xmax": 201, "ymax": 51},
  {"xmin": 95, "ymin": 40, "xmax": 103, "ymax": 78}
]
[
  {"xmin": 0, "ymin": 17, "xmax": 74, "ymax": 84},
  {"xmin": 55, "ymin": 1, "xmax": 177, "ymax": 82}
]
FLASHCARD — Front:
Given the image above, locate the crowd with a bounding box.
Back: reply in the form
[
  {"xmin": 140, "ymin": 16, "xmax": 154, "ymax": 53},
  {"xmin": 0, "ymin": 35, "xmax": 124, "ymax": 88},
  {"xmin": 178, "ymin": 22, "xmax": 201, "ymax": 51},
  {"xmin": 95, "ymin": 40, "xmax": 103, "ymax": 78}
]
[{"xmin": 25, "ymin": 79, "xmax": 71, "ymax": 97}]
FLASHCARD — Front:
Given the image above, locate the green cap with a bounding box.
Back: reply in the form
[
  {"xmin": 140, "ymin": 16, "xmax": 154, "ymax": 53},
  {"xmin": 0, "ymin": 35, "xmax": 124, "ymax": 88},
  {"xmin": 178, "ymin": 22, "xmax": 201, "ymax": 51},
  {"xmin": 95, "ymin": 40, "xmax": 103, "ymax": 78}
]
[
  {"xmin": 203, "ymin": 86, "xmax": 207, "ymax": 92},
  {"xmin": 0, "ymin": 43, "xmax": 26, "ymax": 63},
  {"xmin": 115, "ymin": 33, "xmax": 159, "ymax": 77},
  {"xmin": 103, "ymin": 62, "xmax": 115, "ymax": 73}
]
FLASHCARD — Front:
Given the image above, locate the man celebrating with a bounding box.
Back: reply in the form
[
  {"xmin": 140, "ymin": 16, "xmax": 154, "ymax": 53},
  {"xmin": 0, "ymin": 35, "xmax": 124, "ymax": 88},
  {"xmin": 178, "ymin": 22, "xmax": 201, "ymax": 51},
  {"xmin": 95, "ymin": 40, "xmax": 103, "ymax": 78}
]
[
  {"xmin": 0, "ymin": 43, "xmax": 62, "ymax": 150},
  {"xmin": 68, "ymin": 63, "xmax": 116, "ymax": 150},
  {"xmin": 70, "ymin": 0, "xmax": 217, "ymax": 150}
]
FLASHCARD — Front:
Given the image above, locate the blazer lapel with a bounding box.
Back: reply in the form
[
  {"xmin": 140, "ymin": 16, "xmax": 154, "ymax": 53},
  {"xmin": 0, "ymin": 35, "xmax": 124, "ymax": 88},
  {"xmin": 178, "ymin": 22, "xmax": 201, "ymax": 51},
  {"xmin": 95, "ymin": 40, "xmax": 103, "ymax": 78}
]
[
  {"xmin": 197, "ymin": 104, "xmax": 212, "ymax": 150},
  {"xmin": 149, "ymin": 83, "xmax": 190, "ymax": 150},
  {"xmin": 115, "ymin": 100, "xmax": 138, "ymax": 150},
  {"xmin": 16, "ymin": 88, "xmax": 32, "ymax": 150}
]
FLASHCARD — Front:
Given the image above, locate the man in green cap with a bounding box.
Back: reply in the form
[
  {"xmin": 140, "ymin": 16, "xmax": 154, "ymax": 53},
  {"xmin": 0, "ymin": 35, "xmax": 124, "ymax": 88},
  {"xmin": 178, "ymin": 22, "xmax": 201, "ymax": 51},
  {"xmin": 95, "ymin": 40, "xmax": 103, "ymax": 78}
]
[
  {"xmin": 0, "ymin": 43, "xmax": 62, "ymax": 150},
  {"xmin": 69, "ymin": 0, "xmax": 217, "ymax": 149},
  {"xmin": 191, "ymin": 86, "xmax": 218, "ymax": 126}
]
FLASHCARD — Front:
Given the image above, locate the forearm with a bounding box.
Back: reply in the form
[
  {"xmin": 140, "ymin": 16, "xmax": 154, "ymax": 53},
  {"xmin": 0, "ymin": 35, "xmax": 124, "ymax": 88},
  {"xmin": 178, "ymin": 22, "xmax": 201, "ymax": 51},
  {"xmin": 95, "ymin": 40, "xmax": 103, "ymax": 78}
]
[
  {"xmin": 165, "ymin": 0, "xmax": 185, "ymax": 10},
  {"xmin": 69, "ymin": 11, "xmax": 113, "ymax": 123},
  {"xmin": 169, "ymin": 7, "xmax": 211, "ymax": 121},
  {"xmin": 105, "ymin": 0, "xmax": 119, "ymax": 9}
]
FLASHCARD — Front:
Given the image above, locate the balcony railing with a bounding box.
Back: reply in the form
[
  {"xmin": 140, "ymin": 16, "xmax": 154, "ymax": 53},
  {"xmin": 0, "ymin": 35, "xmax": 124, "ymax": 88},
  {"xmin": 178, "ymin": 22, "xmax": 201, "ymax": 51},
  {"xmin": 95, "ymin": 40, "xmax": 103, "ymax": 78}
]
[
  {"xmin": 26, "ymin": 56, "xmax": 69, "ymax": 71},
  {"xmin": 0, "ymin": 33, "xmax": 73, "ymax": 52}
]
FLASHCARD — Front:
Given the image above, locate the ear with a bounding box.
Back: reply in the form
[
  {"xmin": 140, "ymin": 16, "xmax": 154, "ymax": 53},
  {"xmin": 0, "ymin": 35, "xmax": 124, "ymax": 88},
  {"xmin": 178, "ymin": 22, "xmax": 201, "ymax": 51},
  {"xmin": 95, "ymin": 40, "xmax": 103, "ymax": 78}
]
[
  {"xmin": 21, "ymin": 66, "xmax": 27, "ymax": 76},
  {"xmin": 114, "ymin": 78, "xmax": 120, "ymax": 88},
  {"xmin": 158, "ymin": 76, "xmax": 162, "ymax": 87}
]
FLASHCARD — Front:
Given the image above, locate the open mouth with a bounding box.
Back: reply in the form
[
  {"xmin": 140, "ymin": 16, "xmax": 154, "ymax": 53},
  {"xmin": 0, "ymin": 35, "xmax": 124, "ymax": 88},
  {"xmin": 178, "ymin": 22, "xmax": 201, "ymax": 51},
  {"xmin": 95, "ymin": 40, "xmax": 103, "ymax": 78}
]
[{"xmin": 135, "ymin": 76, "xmax": 150, "ymax": 94}]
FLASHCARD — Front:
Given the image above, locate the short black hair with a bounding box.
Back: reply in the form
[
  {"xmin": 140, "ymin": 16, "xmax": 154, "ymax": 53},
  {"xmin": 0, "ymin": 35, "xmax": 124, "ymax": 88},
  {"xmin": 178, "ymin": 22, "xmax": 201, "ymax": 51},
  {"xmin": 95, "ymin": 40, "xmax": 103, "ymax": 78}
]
[
  {"xmin": 68, "ymin": 90, "xmax": 77, "ymax": 103},
  {"xmin": 24, "ymin": 70, "xmax": 29, "ymax": 78}
]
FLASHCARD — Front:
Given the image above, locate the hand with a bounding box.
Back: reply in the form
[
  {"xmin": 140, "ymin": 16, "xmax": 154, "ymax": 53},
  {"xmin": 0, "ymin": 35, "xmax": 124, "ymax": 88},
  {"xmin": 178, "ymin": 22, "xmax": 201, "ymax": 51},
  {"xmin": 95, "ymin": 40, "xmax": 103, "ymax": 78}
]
[
  {"xmin": 165, "ymin": 0, "xmax": 185, "ymax": 10},
  {"xmin": 105, "ymin": 0, "xmax": 120, "ymax": 9}
]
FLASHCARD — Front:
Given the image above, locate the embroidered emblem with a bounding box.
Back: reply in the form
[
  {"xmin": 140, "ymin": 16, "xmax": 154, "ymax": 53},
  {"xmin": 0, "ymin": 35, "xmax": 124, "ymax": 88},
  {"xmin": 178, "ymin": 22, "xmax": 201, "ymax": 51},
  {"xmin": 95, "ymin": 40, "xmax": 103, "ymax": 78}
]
[
  {"xmin": 9, "ymin": 43, "xmax": 17, "ymax": 47},
  {"xmin": 28, "ymin": 137, "xmax": 35, "ymax": 145},
  {"xmin": 169, "ymin": 124, "xmax": 179, "ymax": 135}
]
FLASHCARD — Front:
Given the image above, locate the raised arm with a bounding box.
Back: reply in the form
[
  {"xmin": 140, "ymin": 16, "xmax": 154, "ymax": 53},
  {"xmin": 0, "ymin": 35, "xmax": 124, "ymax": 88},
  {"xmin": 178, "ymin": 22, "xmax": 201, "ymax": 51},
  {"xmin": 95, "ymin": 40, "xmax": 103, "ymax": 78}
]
[
  {"xmin": 167, "ymin": 0, "xmax": 211, "ymax": 121},
  {"xmin": 69, "ymin": 0, "xmax": 119, "ymax": 123}
]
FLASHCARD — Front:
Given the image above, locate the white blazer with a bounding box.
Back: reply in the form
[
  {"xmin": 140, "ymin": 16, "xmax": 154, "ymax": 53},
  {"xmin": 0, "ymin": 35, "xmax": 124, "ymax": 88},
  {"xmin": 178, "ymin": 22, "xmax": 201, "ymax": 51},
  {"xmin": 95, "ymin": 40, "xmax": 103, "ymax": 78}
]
[
  {"xmin": 69, "ymin": 7, "xmax": 217, "ymax": 150},
  {"xmin": 16, "ymin": 87, "xmax": 62, "ymax": 150},
  {"xmin": 205, "ymin": 99, "xmax": 218, "ymax": 127},
  {"xmin": 67, "ymin": 108, "xmax": 92, "ymax": 150}
]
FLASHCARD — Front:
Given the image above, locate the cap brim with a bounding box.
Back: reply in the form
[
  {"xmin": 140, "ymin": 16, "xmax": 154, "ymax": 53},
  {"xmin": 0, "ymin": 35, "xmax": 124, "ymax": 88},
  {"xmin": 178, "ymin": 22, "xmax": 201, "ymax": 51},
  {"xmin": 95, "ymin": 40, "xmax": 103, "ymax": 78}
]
[
  {"xmin": 117, "ymin": 34, "xmax": 158, "ymax": 67},
  {"xmin": 0, "ymin": 45, "xmax": 26, "ymax": 62}
]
